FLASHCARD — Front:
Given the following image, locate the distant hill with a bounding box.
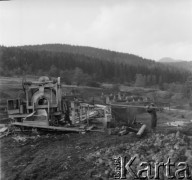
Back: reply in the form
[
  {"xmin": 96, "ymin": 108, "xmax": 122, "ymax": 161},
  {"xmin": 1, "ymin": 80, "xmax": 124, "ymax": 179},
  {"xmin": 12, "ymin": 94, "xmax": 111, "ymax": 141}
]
[
  {"xmin": 159, "ymin": 57, "xmax": 184, "ymax": 63},
  {"xmin": 166, "ymin": 61, "xmax": 192, "ymax": 72},
  {"xmin": 0, "ymin": 44, "xmax": 191, "ymax": 85},
  {"xmin": 159, "ymin": 57, "xmax": 192, "ymax": 72}
]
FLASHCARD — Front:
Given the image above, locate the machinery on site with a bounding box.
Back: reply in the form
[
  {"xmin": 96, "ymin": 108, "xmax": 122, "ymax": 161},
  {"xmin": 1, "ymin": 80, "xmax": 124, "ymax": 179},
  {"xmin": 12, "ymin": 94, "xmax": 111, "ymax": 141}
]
[
  {"xmin": 6, "ymin": 76, "xmax": 156, "ymax": 135},
  {"xmin": 7, "ymin": 76, "xmax": 66, "ymax": 126},
  {"xmin": 6, "ymin": 76, "xmax": 111, "ymax": 131}
]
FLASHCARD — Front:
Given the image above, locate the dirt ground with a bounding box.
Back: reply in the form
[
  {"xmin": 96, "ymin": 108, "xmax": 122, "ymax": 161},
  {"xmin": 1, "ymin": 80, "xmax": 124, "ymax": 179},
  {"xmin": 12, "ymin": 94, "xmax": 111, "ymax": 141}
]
[
  {"xmin": 1, "ymin": 126, "xmax": 192, "ymax": 180},
  {"xmin": 1, "ymin": 131, "xmax": 140, "ymax": 180},
  {"xmin": 1, "ymin": 111, "xmax": 192, "ymax": 180},
  {"xmin": 1, "ymin": 77, "xmax": 192, "ymax": 180}
]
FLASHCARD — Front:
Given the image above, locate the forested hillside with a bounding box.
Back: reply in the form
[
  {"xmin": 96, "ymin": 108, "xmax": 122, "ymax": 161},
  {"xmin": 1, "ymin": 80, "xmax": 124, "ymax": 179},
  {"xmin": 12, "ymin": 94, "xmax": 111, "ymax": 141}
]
[
  {"xmin": 21, "ymin": 44, "xmax": 154, "ymax": 67},
  {"xmin": 0, "ymin": 45, "xmax": 190, "ymax": 86}
]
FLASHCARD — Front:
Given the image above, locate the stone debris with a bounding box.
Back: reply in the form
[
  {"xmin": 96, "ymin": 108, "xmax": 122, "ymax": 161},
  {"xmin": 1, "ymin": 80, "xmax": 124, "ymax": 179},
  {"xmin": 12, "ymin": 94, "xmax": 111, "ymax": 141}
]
[
  {"xmin": 12, "ymin": 135, "xmax": 27, "ymax": 142},
  {"xmin": 108, "ymin": 124, "xmax": 145, "ymax": 137},
  {"xmin": 166, "ymin": 121, "xmax": 188, "ymax": 127},
  {"xmin": 85, "ymin": 131, "xmax": 192, "ymax": 179},
  {"xmin": 12, "ymin": 135, "xmax": 40, "ymax": 143}
]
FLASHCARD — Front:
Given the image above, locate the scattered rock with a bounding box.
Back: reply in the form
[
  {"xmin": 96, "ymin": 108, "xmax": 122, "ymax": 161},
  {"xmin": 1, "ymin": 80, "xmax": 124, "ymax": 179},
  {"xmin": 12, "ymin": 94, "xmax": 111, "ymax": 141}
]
[
  {"xmin": 97, "ymin": 158, "xmax": 104, "ymax": 165},
  {"xmin": 104, "ymin": 170, "xmax": 110, "ymax": 177},
  {"xmin": 85, "ymin": 132, "xmax": 192, "ymax": 179},
  {"xmin": 176, "ymin": 131, "xmax": 180, "ymax": 138},
  {"xmin": 12, "ymin": 135, "xmax": 27, "ymax": 142}
]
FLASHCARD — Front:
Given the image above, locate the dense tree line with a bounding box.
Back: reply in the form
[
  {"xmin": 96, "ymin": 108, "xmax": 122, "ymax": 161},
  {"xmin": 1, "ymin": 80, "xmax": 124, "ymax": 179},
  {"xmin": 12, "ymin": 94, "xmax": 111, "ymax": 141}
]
[
  {"xmin": 0, "ymin": 46, "xmax": 190, "ymax": 86},
  {"xmin": 21, "ymin": 44, "xmax": 155, "ymax": 66}
]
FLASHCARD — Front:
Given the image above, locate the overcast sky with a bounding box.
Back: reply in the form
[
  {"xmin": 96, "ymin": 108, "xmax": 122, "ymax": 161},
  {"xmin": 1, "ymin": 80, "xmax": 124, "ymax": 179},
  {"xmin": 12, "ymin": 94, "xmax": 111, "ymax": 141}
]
[{"xmin": 0, "ymin": 0, "xmax": 192, "ymax": 61}]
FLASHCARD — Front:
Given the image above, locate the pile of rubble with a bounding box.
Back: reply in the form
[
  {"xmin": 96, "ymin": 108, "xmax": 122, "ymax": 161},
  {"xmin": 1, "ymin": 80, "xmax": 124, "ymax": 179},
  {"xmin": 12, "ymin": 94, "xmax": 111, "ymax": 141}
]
[{"xmin": 85, "ymin": 131, "xmax": 192, "ymax": 179}]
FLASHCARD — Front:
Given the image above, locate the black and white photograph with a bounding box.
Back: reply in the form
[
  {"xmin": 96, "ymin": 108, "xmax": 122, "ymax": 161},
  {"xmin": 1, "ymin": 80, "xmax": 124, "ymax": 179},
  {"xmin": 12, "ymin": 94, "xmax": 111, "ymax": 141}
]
[{"xmin": 0, "ymin": 0, "xmax": 192, "ymax": 179}]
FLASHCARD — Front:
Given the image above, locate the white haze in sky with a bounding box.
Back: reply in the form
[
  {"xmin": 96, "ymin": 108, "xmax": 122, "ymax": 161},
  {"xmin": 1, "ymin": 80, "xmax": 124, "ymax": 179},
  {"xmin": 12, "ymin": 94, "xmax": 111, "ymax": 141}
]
[{"xmin": 0, "ymin": 0, "xmax": 192, "ymax": 60}]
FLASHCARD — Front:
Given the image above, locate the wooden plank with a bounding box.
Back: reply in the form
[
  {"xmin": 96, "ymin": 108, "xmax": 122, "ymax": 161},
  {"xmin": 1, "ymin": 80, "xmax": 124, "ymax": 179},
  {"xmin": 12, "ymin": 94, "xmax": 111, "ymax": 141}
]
[
  {"xmin": 12, "ymin": 122, "xmax": 83, "ymax": 132},
  {"xmin": 9, "ymin": 114, "xmax": 29, "ymax": 118},
  {"xmin": 88, "ymin": 129, "xmax": 105, "ymax": 133},
  {"xmin": 110, "ymin": 103, "xmax": 161, "ymax": 109},
  {"xmin": 23, "ymin": 120, "xmax": 49, "ymax": 126}
]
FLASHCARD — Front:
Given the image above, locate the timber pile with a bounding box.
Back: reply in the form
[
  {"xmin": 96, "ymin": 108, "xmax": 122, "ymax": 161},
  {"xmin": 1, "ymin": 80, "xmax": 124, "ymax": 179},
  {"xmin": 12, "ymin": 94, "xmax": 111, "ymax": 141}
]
[{"xmin": 85, "ymin": 131, "xmax": 192, "ymax": 179}]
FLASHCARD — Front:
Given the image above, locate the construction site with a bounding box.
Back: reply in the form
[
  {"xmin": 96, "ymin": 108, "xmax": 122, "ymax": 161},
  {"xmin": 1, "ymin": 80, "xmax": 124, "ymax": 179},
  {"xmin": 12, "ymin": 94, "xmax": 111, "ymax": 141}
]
[
  {"xmin": 0, "ymin": 76, "xmax": 192, "ymax": 180},
  {"xmin": 1, "ymin": 0, "xmax": 192, "ymax": 178}
]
